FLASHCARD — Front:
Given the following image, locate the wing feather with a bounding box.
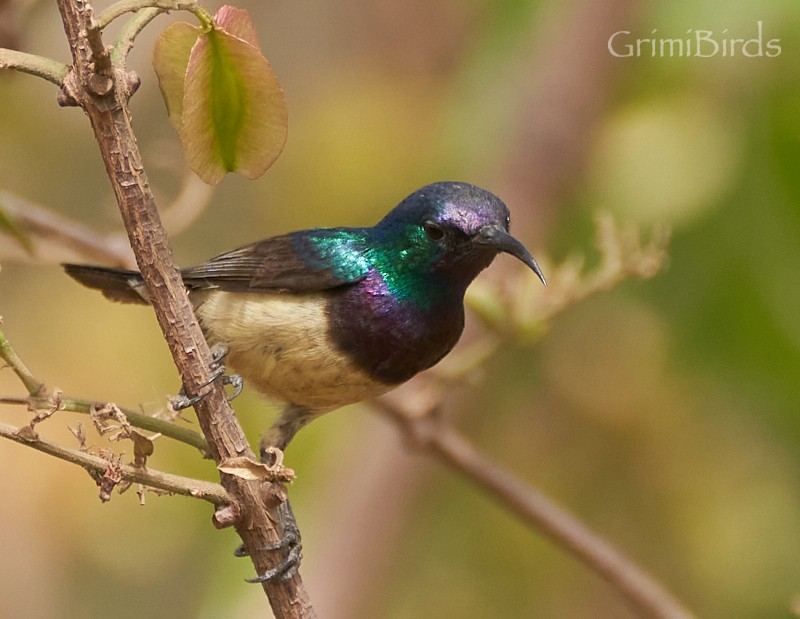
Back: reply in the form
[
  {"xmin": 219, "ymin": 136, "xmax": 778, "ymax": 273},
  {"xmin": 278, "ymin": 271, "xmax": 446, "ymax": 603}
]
[{"xmin": 180, "ymin": 231, "xmax": 371, "ymax": 293}]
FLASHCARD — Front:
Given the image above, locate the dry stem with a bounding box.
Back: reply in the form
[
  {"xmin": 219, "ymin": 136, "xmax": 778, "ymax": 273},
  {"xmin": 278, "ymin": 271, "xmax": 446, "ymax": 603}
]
[{"xmin": 51, "ymin": 0, "xmax": 315, "ymax": 615}]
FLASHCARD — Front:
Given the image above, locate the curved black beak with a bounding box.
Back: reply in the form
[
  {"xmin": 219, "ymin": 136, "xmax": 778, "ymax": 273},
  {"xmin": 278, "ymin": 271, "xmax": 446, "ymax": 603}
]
[{"xmin": 475, "ymin": 225, "xmax": 547, "ymax": 286}]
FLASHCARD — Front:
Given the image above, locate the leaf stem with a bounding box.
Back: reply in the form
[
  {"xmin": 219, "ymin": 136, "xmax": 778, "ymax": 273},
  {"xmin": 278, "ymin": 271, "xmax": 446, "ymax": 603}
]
[
  {"xmin": 97, "ymin": 0, "xmax": 202, "ymax": 30},
  {"xmin": 103, "ymin": 0, "xmax": 214, "ymax": 64},
  {"xmin": 111, "ymin": 7, "xmax": 162, "ymax": 64}
]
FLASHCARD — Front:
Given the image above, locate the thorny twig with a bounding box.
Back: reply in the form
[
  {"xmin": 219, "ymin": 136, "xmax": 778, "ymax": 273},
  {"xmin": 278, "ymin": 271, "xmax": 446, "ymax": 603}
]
[
  {"xmin": 0, "ymin": 326, "xmax": 209, "ymax": 455},
  {"xmin": 0, "ymin": 419, "xmax": 228, "ymax": 504},
  {"xmin": 435, "ymin": 213, "xmax": 670, "ymax": 384}
]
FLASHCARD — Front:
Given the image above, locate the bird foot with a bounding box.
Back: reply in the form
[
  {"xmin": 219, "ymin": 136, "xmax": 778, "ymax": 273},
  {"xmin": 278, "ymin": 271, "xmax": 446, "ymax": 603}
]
[
  {"xmin": 236, "ymin": 500, "xmax": 303, "ymax": 582},
  {"xmin": 171, "ymin": 346, "xmax": 243, "ymax": 410}
]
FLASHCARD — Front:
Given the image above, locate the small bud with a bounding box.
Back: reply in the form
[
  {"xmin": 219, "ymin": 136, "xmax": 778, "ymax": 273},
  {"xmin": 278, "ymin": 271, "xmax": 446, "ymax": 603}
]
[
  {"xmin": 213, "ymin": 503, "xmax": 241, "ymax": 529},
  {"xmin": 88, "ymin": 73, "xmax": 113, "ymax": 96}
]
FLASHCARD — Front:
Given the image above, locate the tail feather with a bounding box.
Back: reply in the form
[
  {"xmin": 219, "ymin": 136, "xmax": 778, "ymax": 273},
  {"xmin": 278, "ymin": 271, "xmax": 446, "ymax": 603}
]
[{"xmin": 62, "ymin": 264, "xmax": 150, "ymax": 304}]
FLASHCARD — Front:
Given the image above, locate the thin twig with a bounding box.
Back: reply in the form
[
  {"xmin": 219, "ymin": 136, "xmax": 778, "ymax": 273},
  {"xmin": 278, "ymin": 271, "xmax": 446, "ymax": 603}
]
[
  {"xmin": 0, "ymin": 396, "xmax": 209, "ymax": 455},
  {"xmin": 0, "ymin": 176, "xmax": 215, "ymax": 266},
  {"xmin": 465, "ymin": 213, "xmax": 671, "ymax": 337},
  {"xmin": 375, "ymin": 398, "xmax": 695, "ymax": 619},
  {"xmin": 0, "ymin": 190, "xmax": 134, "ymax": 266},
  {"xmin": 0, "ymin": 48, "xmax": 69, "ymax": 85},
  {"xmin": 108, "ymin": 0, "xmax": 212, "ymax": 64},
  {"xmin": 111, "ymin": 6, "xmax": 160, "ymax": 64},
  {"xmin": 159, "ymin": 172, "xmax": 216, "ymax": 237},
  {"xmin": 97, "ymin": 0, "xmax": 204, "ymax": 30},
  {"xmin": 0, "ymin": 326, "xmax": 45, "ymax": 396},
  {"xmin": 0, "ymin": 324, "xmax": 208, "ymax": 452},
  {"xmin": 0, "ymin": 420, "xmax": 228, "ymax": 504},
  {"xmin": 435, "ymin": 214, "xmax": 670, "ymax": 385}
]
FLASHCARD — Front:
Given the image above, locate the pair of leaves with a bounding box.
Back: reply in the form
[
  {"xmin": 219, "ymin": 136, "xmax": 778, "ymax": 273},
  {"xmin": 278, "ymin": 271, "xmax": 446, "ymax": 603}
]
[{"xmin": 153, "ymin": 6, "xmax": 287, "ymax": 185}]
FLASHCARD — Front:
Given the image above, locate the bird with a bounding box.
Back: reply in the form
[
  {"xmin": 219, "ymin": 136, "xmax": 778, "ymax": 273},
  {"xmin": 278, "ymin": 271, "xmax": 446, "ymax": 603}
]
[{"xmin": 63, "ymin": 181, "xmax": 546, "ymax": 458}]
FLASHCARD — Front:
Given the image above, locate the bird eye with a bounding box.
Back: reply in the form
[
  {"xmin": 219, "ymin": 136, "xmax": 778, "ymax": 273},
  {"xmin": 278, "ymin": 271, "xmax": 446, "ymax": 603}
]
[{"xmin": 423, "ymin": 222, "xmax": 445, "ymax": 241}]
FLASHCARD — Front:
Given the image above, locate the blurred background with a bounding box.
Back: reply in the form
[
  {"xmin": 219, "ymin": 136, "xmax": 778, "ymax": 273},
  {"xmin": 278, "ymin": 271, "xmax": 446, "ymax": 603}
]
[{"xmin": 2, "ymin": 0, "xmax": 800, "ymax": 617}]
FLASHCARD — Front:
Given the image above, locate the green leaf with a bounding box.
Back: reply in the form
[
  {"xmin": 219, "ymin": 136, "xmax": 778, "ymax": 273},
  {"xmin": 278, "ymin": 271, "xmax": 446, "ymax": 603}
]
[
  {"xmin": 152, "ymin": 21, "xmax": 201, "ymax": 130},
  {"xmin": 153, "ymin": 7, "xmax": 288, "ymax": 185}
]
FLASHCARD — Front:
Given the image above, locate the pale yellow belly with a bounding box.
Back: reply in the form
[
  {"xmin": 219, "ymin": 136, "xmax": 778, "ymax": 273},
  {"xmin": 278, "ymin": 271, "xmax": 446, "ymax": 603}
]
[{"xmin": 192, "ymin": 290, "xmax": 390, "ymax": 409}]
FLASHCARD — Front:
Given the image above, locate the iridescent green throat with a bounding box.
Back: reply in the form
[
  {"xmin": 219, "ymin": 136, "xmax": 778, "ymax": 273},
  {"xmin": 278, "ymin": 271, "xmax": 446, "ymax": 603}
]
[{"xmin": 306, "ymin": 226, "xmax": 447, "ymax": 309}]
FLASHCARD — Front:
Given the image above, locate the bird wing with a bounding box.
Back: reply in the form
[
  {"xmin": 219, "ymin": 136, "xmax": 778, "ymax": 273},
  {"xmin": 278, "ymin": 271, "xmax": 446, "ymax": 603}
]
[{"xmin": 180, "ymin": 231, "xmax": 371, "ymax": 293}]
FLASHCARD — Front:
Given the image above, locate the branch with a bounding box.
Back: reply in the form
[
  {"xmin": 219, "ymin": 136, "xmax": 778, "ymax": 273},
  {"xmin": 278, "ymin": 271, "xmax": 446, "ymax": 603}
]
[
  {"xmin": 97, "ymin": 0, "xmax": 206, "ymax": 30},
  {"xmin": 465, "ymin": 213, "xmax": 670, "ymax": 337},
  {"xmin": 0, "ymin": 420, "xmax": 228, "ymax": 504},
  {"xmin": 375, "ymin": 398, "xmax": 695, "ymax": 619},
  {"xmin": 0, "ymin": 396, "xmax": 210, "ymax": 455},
  {"xmin": 370, "ymin": 221, "xmax": 688, "ymax": 617},
  {"xmin": 0, "ymin": 190, "xmax": 134, "ymax": 266},
  {"xmin": 433, "ymin": 214, "xmax": 670, "ymax": 384},
  {"xmin": 0, "ymin": 172, "xmax": 214, "ymax": 268},
  {"xmin": 0, "ymin": 175, "xmax": 214, "ymax": 265},
  {"xmin": 53, "ymin": 1, "xmax": 315, "ymax": 616},
  {"xmin": 158, "ymin": 172, "xmax": 216, "ymax": 236},
  {"xmin": 105, "ymin": 0, "xmax": 212, "ymax": 64},
  {"xmin": 0, "ymin": 324, "xmax": 45, "ymax": 396},
  {"xmin": 111, "ymin": 7, "xmax": 160, "ymax": 64},
  {"xmin": 0, "ymin": 47, "xmax": 69, "ymax": 85},
  {"xmin": 0, "ymin": 324, "xmax": 209, "ymax": 453},
  {"xmin": 522, "ymin": 214, "xmax": 670, "ymax": 327}
]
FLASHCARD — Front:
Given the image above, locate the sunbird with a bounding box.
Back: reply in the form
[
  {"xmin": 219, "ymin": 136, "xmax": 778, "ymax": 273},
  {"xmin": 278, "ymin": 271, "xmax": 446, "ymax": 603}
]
[{"xmin": 64, "ymin": 182, "xmax": 546, "ymax": 457}]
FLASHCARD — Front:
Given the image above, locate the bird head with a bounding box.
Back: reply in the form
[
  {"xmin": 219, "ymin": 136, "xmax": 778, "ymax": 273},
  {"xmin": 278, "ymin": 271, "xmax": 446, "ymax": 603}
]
[{"xmin": 375, "ymin": 182, "xmax": 546, "ymax": 289}]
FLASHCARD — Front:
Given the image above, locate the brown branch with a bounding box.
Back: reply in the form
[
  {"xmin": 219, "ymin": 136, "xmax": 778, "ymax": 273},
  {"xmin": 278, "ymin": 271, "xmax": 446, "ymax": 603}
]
[
  {"xmin": 375, "ymin": 221, "xmax": 685, "ymax": 617},
  {"xmin": 52, "ymin": 1, "xmax": 315, "ymax": 616},
  {"xmin": 375, "ymin": 398, "xmax": 696, "ymax": 619},
  {"xmin": 158, "ymin": 172, "xmax": 216, "ymax": 236},
  {"xmin": 0, "ymin": 190, "xmax": 134, "ymax": 266},
  {"xmin": 0, "ymin": 174, "xmax": 214, "ymax": 266},
  {"xmin": 0, "ymin": 419, "xmax": 228, "ymax": 504}
]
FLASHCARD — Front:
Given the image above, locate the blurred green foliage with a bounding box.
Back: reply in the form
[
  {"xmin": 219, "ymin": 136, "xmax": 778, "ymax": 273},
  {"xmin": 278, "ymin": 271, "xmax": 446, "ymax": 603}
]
[{"xmin": 2, "ymin": 1, "xmax": 800, "ymax": 618}]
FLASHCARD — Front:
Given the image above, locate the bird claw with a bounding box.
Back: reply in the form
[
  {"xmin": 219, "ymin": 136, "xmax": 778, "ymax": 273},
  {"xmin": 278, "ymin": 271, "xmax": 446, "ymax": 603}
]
[
  {"xmin": 224, "ymin": 373, "xmax": 244, "ymax": 401},
  {"xmin": 171, "ymin": 347, "xmax": 243, "ymax": 410},
  {"xmin": 236, "ymin": 501, "xmax": 303, "ymax": 583}
]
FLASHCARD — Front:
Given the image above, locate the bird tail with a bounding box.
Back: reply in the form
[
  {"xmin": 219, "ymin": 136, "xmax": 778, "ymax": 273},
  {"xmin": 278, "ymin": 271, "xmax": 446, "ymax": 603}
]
[{"xmin": 62, "ymin": 264, "xmax": 150, "ymax": 305}]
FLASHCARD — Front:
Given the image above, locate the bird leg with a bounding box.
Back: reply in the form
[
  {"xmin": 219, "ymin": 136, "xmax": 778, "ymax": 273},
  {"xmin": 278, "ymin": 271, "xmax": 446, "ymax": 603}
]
[
  {"xmin": 171, "ymin": 345, "xmax": 243, "ymax": 410},
  {"xmin": 236, "ymin": 500, "xmax": 303, "ymax": 582},
  {"xmin": 234, "ymin": 447, "xmax": 303, "ymax": 582},
  {"xmin": 260, "ymin": 403, "xmax": 320, "ymax": 454},
  {"xmin": 234, "ymin": 404, "xmax": 319, "ymax": 582}
]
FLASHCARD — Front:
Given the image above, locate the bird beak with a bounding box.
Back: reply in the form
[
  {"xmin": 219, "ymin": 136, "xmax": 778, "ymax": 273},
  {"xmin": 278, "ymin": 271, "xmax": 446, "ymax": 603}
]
[{"xmin": 475, "ymin": 226, "xmax": 547, "ymax": 286}]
